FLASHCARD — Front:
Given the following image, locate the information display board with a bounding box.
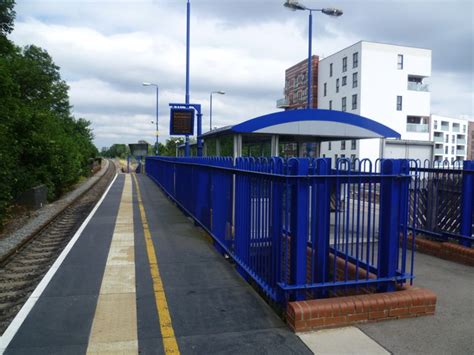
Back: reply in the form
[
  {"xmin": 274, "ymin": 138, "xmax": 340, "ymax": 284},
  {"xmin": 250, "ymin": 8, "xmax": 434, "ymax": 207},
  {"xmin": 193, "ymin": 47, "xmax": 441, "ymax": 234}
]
[{"xmin": 170, "ymin": 108, "xmax": 194, "ymax": 135}]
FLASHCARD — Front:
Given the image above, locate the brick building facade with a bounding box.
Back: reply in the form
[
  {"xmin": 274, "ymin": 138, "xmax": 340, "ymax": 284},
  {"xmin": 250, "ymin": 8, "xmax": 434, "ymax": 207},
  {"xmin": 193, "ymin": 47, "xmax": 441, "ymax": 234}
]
[
  {"xmin": 468, "ymin": 121, "xmax": 474, "ymax": 160},
  {"xmin": 281, "ymin": 55, "xmax": 319, "ymax": 110}
]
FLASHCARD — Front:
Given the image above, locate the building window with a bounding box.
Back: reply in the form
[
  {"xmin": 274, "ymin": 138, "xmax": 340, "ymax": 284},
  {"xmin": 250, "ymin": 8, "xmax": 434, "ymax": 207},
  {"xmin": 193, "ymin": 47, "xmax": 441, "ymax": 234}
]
[
  {"xmin": 328, "ymin": 142, "xmax": 332, "ymax": 150},
  {"xmin": 397, "ymin": 54, "xmax": 404, "ymax": 70},
  {"xmin": 322, "ymin": 154, "xmax": 326, "ymax": 158},
  {"xmin": 342, "ymin": 76, "xmax": 347, "ymax": 86},
  {"xmin": 445, "ymin": 146, "xmax": 448, "ymax": 154},
  {"xmin": 396, "ymin": 96, "xmax": 402, "ymax": 111},
  {"xmin": 445, "ymin": 135, "xmax": 449, "ymax": 143},
  {"xmin": 353, "ymin": 52, "xmax": 358, "ymax": 68},
  {"xmin": 330, "ymin": 63, "xmax": 333, "ymax": 77},
  {"xmin": 341, "ymin": 154, "xmax": 345, "ymax": 158},
  {"xmin": 342, "ymin": 57, "xmax": 347, "ymax": 72},
  {"xmin": 351, "ymin": 140, "xmax": 356, "ymax": 150},
  {"xmin": 452, "ymin": 135, "xmax": 455, "ymax": 144},
  {"xmin": 341, "ymin": 141, "xmax": 346, "ymax": 150},
  {"xmin": 352, "ymin": 72, "xmax": 358, "ymax": 88},
  {"xmin": 463, "ymin": 125, "xmax": 466, "ymax": 133},
  {"xmin": 352, "ymin": 94, "xmax": 357, "ymax": 110},
  {"xmin": 451, "ymin": 146, "xmax": 455, "ymax": 154},
  {"xmin": 342, "ymin": 97, "xmax": 347, "ymax": 112},
  {"xmin": 336, "ymin": 78, "xmax": 340, "ymax": 93},
  {"xmin": 324, "ymin": 82, "xmax": 327, "ymax": 96},
  {"xmin": 329, "ymin": 100, "xmax": 332, "ymax": 110},
  {"xmin": 434, "ymin": 120, "xmax": 438, "ymax": 130}
]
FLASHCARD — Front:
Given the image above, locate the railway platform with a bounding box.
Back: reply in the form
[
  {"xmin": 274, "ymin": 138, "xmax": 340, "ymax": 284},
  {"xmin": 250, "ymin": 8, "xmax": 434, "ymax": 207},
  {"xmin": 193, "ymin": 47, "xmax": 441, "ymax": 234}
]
[
  {"xmin": 1, "ymin": 171, "xmax": 472, "ymax": 355},
  {"xmin": 0, "ymin": 173, "xmax": 310, "ymax": 354}
]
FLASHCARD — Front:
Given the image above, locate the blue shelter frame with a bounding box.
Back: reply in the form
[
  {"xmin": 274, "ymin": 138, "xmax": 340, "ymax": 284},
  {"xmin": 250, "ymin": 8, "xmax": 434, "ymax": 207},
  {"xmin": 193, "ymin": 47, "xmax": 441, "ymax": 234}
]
[{"xmin": 199, "ymin": 109, "xmax": 400, "ymax": 158}]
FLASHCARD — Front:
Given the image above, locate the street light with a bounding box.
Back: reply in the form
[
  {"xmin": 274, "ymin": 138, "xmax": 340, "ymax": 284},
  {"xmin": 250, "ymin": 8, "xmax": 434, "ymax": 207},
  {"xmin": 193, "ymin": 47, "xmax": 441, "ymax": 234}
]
[
  {"xmin": 284, "ymin": 1, "xmax": 343, "ymax": 109},
  {"xmin": 142, "ymin": 82, "xmax": 159, "ymax": 155},
  {"xmin": 209, "ymin": 91, "xmax": 225, "ymax": 131}
]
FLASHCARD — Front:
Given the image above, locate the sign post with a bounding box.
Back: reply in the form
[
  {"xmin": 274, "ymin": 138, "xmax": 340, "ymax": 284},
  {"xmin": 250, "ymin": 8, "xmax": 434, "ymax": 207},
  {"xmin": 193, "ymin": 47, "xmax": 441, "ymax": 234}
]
[{"xmin": 169, "ymin": 103, "xmax": 203, "ymax": 157}]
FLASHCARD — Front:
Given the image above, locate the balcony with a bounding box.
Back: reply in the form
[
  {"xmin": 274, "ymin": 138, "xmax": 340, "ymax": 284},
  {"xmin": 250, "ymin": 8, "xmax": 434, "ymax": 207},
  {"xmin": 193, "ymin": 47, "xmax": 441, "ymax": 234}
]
[
  {"xmin": 452, "ymin": 125, "xmax": 460, "ymax": 133},
  {"xmin": 433, "ymin": 135, "xmax": 444, "ymax": 143},
  {"xmin": 440, "ymin": 124, "xmax": 449, "ymax": 132},
  {"xmin": 276, "ymin": 98, "xmax": 290, "ymax": 109},
  {"xmin": 456, "ymin": 147, "xmax": 465, "ymax": 155},
  {"xmin": 407, "ymin": 81, "xmax": 430, "ymax": 92},
  {"xmin": 434, "ymin": 147, "xmax": 444, "ymax": 155},
  {"xmin": 457, "ymin": 137, "xmax": 466, "ymax": 144},
  {"xmin": 406, "ymin": 123, "xmax": 429, "ymax": 133}
]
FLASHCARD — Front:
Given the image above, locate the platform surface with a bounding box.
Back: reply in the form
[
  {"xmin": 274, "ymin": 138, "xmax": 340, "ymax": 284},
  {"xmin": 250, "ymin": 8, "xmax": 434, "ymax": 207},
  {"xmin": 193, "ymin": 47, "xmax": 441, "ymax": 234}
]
[
  {"xmin": 2, "ymin": 173, "xmax": 311, "ymax": 354},
  {"xmin": 3, "ymin": 173, "xmax": 473, "ymax": 355}
]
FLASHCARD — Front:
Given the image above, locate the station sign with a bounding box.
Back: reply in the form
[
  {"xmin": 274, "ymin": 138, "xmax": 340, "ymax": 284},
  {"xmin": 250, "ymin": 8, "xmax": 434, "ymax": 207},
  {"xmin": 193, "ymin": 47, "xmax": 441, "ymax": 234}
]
[{"xmin": 170, "ymin": 108, "xmax": 194, "ymax": 135}]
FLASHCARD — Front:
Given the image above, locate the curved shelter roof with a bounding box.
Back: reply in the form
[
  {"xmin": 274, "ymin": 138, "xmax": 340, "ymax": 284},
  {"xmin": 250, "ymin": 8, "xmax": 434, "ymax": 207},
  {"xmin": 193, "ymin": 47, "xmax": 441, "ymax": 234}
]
[{"xmin": 201, "ymin": 109, "xmax": 400, "ymax": 141}]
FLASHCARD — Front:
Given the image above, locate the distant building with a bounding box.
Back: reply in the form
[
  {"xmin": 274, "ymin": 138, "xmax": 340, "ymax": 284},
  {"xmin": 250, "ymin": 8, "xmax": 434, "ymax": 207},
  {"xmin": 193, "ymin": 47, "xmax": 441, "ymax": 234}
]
[
  {"xmin": 276, "ymin": 55, "xmax": 319, "ymax": 110},
  {"xmin": 468, "ymin": 121, "xmax": 474, "ymax": 160},
  {"xmin": 430, "ymin": 115, "xmax": 468, "ymax": 162},
  {"xmin": 317, "ymin": 41, "xmax": 432, "ymax": 162}
]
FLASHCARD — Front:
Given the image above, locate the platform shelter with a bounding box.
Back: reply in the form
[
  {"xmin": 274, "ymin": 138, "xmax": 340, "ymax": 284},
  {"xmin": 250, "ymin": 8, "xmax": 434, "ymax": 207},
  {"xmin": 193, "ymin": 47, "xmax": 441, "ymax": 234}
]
[{"xmin": 193, "ymin": 109, "xmax": 400, "ymax": 158}]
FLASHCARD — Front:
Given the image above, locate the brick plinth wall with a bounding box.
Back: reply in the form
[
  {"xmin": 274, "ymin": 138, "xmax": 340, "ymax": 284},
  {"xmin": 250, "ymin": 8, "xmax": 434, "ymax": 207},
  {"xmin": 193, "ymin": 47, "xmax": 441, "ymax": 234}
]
[
  {"xmin": 408, "ymin": 234, "xmax": 474, "ymax": 266},
  {"xmin": 287, "ymin": 287, "xmax": 436, "ymax": 332}
]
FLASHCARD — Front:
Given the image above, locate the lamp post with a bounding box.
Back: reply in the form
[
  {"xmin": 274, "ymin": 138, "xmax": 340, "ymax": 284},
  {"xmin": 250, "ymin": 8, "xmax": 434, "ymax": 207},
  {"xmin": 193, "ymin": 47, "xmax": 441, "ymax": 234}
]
[
  {"xmin": 284, "ymin": 1, "xmax": 343, "ymax": 109},
  {"xmin": 209, "ymin": 91, "xmax": 225, "ymax": 131},
  {"xmin": 184, "ymin": 0, "xmax": 191, "ymax": 156},
  {"xmin": 142, "ymin": 82, "xmax": 159, "ymax": 155}
]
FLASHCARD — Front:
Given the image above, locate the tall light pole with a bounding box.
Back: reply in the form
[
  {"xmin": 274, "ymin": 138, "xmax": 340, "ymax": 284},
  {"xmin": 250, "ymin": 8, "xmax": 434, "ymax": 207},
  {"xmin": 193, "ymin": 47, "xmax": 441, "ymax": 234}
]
[
  {"xmin": 209, "ymin": 91, "xmax": 225, "ymax": 131},
  {"xmin": 142, "ymin": 82, "xmax": 159, "ymax": 155},
  {"xmin": 184, "ymin": 0, "xmax": 191, "ymax": 156},
  {"xmin": 284, "ymin": 1, "xmax": 343, "ymax": 109}
]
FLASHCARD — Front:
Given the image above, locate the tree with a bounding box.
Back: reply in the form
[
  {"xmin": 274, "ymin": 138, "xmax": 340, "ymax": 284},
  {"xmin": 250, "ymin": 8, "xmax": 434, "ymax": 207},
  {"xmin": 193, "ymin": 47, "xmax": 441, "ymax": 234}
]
[
  {"xmin": 101, "ymin": 144, "xmax": 129, "ymax": 159},
  {"xmin": 0, "ymin": 0, "xmax": 15, "ymax": 36},
  {"xmin": 0, "ymin": 1, "xmax": 98, "ymax": 226},
  {"xmin": 0, "ymin": 0, "xmax": 15, "ymax": 54},
  {"xmin": 163, "ymin": 137, "xmax": 184, "ymax": 156}
]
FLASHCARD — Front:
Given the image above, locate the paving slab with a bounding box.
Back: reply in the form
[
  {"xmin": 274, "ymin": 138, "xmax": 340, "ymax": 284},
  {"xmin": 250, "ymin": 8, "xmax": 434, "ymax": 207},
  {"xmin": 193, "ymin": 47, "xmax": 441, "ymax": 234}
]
[
  {"xmin": 359, "ymin": 251, "xmax": 474, "ymax": 354},
  {"xmin": 298, "ymin": 327, "xmax": 389, "ymax": 355}
]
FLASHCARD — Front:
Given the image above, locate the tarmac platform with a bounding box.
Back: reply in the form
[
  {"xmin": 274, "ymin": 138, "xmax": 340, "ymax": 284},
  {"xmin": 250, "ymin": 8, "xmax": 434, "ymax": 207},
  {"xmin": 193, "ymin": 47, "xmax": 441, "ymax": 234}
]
[
  {"xmin": 1, "ymin": 172, "xmax": 472, "ymax": 354},
  {"xmin": 0, "ymin": 174, "xmax": 310, "ymax": 354}
]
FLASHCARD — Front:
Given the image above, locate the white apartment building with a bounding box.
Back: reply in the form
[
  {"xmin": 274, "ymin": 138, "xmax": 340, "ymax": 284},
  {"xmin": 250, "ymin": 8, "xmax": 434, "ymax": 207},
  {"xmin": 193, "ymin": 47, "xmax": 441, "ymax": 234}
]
[
  {"xmin": 318, "ymin": 41, "xmax": 432, "ymax": 162},
  {"xmin": 431, "ymin": 114, "xmax": 468, "ymax": 162}
]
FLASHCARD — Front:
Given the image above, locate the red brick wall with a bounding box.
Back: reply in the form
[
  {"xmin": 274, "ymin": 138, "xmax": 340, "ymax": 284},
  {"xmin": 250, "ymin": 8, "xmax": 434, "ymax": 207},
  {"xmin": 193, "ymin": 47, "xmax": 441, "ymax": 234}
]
[
  {"xmin": 287, "ymin": 287, "xmax": 436, "ymax": 332},
  {"xmin": 284, "ymin": 55, "xmax": 319, "ymax": 110}
]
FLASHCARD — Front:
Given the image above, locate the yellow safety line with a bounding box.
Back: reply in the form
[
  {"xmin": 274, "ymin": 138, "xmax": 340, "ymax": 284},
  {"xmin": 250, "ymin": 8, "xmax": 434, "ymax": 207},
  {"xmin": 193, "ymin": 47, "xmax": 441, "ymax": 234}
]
[{"xmin": 132, "ymin": 173, "xmax": 180, "ymax": 354}]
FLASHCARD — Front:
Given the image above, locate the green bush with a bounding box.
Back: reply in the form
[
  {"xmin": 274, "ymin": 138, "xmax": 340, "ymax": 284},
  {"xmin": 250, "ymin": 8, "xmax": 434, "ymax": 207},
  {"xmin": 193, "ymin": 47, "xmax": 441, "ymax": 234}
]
[{"xmin": 0, "ymin": 1, "xmax": 98, "ymax": 226}]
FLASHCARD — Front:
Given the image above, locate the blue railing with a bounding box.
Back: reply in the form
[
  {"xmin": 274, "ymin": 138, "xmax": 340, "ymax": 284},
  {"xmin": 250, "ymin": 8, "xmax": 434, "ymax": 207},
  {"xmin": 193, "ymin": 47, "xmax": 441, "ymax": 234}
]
[
  {"xmin": 408, "ymin": 160, "xmax": 474, "ymax": 247},
  {"xmin": 146, "ymin": 156, "xmax": 415, "ymax": 305}
]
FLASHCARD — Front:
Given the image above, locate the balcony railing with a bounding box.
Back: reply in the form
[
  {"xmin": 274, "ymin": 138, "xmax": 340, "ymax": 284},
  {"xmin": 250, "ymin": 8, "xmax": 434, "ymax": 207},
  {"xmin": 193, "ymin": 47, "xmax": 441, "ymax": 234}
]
[
  {"xmin": 407, "ymin": 123, "xmax": 429, "ymax": 133},
  {"xmin": 433, "ymin": 135, "xmax": 444, "ymax": 143},
  {"xmin": 452, "ymin": 125, "xmax": 460, "ymax": 133},
  {"xmin": 434, "ymin": 148, "xmax": 444, "ymax": 155},
  {"xmin": 407, "ymin": 82, "xmax": 430, "ymax": 92},
  {"xmin": 456, "ymin": 147, "xmax": 465, "ymax": 154},
  {"xmin": 457, "ymin": 137, "xmax": 466, "ymax": 144},
  {"xmin": 441, "ymin": 125, "xmax": 449, "ymax": 132},
  {"xmin": 276, "ymin": 98, "xmax": 289, "ymax": 108}
]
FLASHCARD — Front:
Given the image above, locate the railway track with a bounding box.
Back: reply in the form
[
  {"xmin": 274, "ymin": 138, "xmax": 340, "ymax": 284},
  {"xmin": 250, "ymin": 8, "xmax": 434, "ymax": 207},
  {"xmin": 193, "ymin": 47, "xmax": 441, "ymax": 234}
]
[{"xmin": 0, "ymin": 160, "xmax": 117, "ymax": 334}]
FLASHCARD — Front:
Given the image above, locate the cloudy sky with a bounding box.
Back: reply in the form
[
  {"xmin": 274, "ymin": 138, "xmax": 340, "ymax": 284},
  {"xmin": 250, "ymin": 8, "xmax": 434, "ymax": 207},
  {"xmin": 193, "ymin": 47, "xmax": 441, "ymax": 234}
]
[{"xmin": 9, "ymin": 0, "xmax": 474, "ymax": 149}]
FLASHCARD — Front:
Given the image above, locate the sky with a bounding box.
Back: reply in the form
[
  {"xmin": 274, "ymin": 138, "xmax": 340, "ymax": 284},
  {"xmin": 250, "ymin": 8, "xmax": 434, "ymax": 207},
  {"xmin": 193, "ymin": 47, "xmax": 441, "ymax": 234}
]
[{"xmin": 9, "ymin": 0, "xmax": 474, "ymax": 149}]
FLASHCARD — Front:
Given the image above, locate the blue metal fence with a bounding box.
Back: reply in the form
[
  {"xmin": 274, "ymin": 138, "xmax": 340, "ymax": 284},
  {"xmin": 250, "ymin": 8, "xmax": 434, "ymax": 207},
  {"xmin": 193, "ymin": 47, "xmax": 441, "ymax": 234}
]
[
  {"xmin": 408, "ymin": 160, "xmax": 474, "ymax": 248},
  {"xmin": 146, "ymin": 156, "xmax": 416, "ymax": 304}
]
